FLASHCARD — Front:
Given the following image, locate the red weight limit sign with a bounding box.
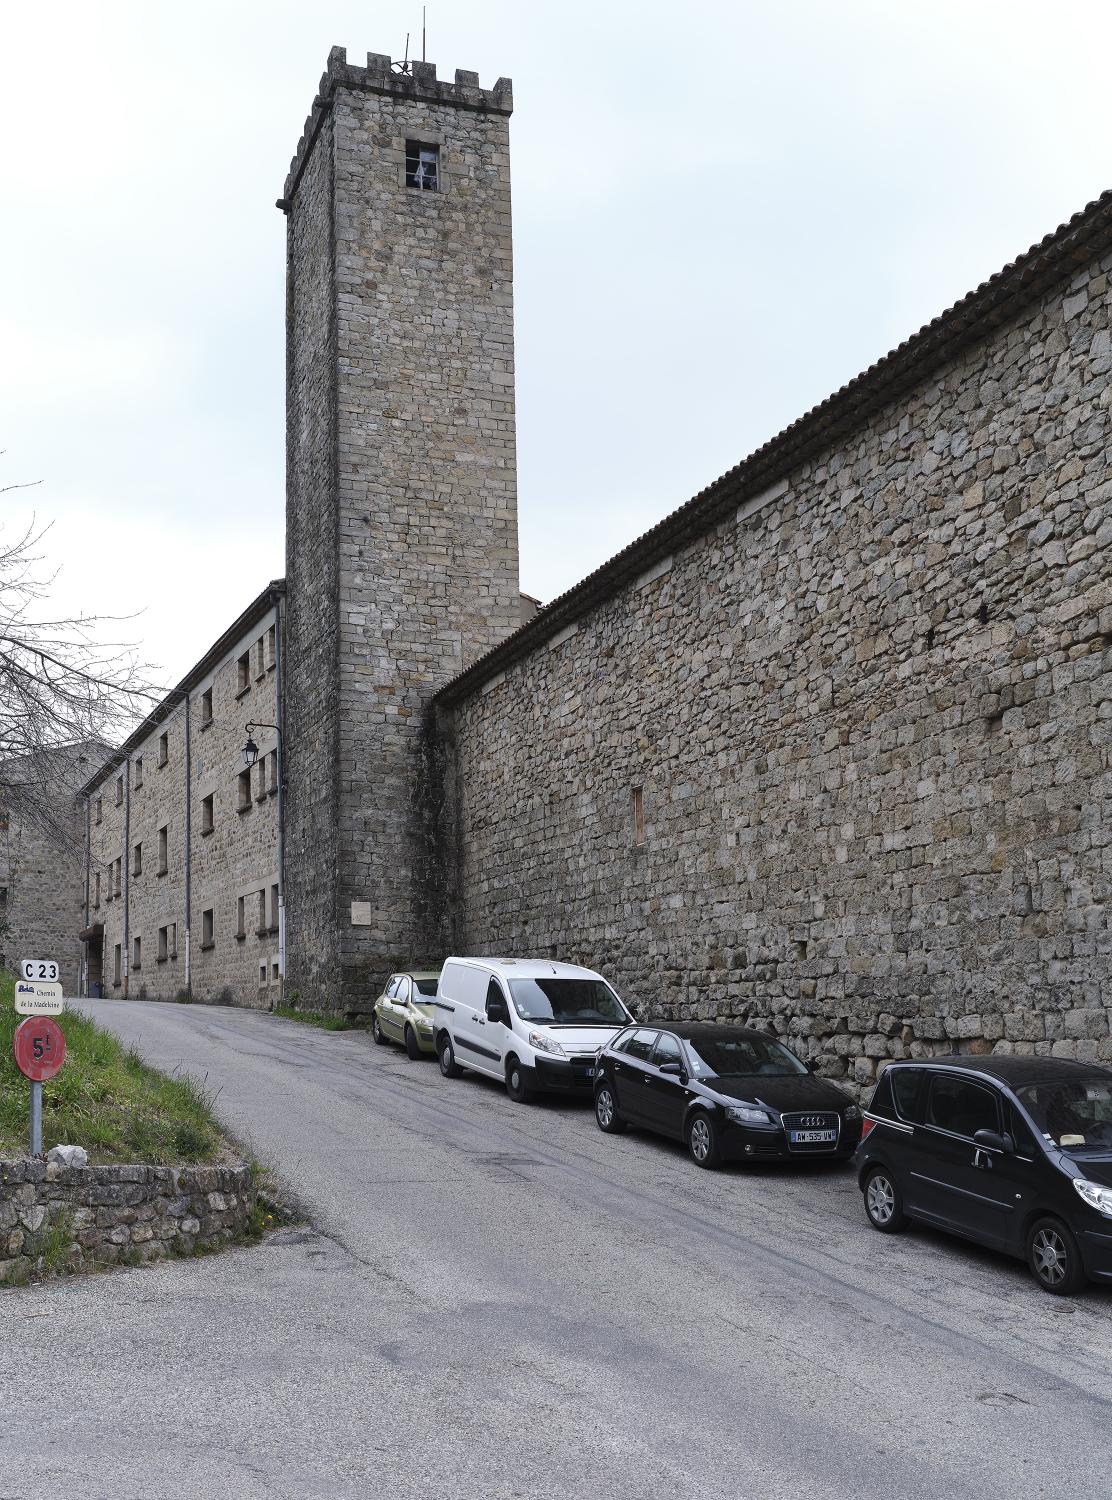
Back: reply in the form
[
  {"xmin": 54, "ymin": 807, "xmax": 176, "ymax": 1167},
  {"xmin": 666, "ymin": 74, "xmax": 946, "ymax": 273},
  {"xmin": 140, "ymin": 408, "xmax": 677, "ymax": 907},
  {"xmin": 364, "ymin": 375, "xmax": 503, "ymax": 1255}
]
[{"xmin": 13, "ymin": 1016, "xmax": 66, "ymax": 1082}]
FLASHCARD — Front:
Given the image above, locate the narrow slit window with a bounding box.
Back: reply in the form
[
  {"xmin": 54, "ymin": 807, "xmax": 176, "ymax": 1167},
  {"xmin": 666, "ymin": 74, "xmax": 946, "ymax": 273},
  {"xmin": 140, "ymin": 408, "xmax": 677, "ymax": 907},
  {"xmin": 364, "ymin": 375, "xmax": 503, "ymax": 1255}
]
[
  {"xmin": 237, "ymin": 895, "xmax": 246, "ymax": 939},
  {"xmin": 632, "ymin": 786, "xmax": 646, "ymax": 847},
  {"xmin": 158, "ymin": 825, "xmax": 168, "ymax": 874},
  {"xmin": 238, "ymin": 769, "xmax": 252, "ymax": 812},
  {"xmin": 201, "ymin": 687, "xmax": 213, "ymax": 726},
  {"xmin": 202, "ymin": 908, "xmax": 214, "ymax": 948},
  {"xmin": 158, "ymin": 732, "xmax": 168, "ymax": 767},
  {"xmin": 201, "ymin": 793, "xmax": 214, "ymax": 834},
  {"xmin": 406, "ymin": 140, "xmax": 439, "ymax": 191}
]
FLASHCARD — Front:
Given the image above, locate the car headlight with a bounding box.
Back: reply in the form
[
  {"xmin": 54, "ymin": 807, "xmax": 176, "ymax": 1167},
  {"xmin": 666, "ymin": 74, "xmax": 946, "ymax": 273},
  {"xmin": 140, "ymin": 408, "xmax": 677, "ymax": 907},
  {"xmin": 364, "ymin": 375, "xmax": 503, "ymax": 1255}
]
[
  {"xmin": 1073, "ymin": 1178, "xmax": 1112, "ymax": 1218},
  {"xmin": 528, "ymin": 1030, "xmax": 568, "ymax": 1059},
  {"xmin": 725, "ymin": 1104, "xmax": 772, "ymax": 1126},
  {"xmin": 415, "ymin": 1016, "xmax": 433, "ymax": 1031},
  {"xmin": 843, "ymin": 1104, "xmax": 861, "ymax": 1121}
]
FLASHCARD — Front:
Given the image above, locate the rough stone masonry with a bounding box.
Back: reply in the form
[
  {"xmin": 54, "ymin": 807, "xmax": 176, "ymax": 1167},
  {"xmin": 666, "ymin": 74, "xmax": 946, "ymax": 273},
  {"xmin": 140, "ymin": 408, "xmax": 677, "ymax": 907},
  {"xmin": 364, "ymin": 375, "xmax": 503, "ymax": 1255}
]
[{"xmin": 435, "ymin": 202, "xmax": 1112, "ymax": 1091}]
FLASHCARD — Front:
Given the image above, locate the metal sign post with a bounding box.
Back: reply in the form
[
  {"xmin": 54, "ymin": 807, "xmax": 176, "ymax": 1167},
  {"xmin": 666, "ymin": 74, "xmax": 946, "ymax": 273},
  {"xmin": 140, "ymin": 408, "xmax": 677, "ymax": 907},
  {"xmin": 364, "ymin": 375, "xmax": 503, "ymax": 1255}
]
[{"xmin": 13, "ymin": 1014, "xmax": 67, "ymax": 1158}]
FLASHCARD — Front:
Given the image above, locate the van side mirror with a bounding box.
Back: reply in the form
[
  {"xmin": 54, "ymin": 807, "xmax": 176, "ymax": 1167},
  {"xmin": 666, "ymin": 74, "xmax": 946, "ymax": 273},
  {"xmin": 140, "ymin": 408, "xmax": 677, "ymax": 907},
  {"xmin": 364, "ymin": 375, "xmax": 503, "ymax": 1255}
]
[
  {"xmin": 973, "ymin": 1129, "xmax": 1013, "ymax": 1154},
  {"xmin": 486, "ymin": 997, "xmax": 509, "ymax": 1025}
]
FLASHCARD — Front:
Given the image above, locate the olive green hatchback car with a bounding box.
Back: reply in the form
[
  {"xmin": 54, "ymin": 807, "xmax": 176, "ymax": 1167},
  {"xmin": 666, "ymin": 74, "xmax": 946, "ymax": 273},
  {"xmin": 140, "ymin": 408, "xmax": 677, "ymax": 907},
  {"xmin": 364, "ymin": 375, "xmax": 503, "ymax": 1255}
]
[{"xmin": 372, "ymin": 972, "xmax": 440, "ymax": 1059}]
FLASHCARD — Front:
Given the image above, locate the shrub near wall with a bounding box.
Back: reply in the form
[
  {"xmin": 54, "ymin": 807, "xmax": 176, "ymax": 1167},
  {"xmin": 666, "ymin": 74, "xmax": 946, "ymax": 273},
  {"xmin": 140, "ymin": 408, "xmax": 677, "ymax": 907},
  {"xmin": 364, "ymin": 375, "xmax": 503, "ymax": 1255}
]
[{"xmin": 0, "ymin": 1159, "xmax": 255, "ymax": 1284}]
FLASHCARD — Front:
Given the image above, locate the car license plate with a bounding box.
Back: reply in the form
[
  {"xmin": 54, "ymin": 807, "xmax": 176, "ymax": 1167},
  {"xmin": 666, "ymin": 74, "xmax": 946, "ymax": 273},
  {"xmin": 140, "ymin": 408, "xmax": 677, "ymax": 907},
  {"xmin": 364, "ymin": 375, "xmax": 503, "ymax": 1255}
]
[{"xmin": 790, "ymin": 1129, "xmax": 837, "ymax": 1144}]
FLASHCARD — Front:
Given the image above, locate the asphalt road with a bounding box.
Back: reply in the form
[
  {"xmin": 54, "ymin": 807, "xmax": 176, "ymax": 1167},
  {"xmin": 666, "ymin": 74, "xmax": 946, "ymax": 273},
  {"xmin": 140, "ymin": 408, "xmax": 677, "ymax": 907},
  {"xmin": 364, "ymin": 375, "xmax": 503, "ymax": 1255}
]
[{"xmin": 3, "ymin": 999, "xmax": 1112, "ymax": 1500}]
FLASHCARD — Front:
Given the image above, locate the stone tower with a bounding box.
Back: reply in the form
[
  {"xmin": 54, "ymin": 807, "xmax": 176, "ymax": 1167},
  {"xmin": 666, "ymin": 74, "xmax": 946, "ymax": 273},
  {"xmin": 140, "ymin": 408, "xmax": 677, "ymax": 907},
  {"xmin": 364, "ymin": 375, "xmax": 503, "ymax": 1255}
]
[{"xmin": 280, "ymin": 48, "xmax": 521, "ymax": 1008}]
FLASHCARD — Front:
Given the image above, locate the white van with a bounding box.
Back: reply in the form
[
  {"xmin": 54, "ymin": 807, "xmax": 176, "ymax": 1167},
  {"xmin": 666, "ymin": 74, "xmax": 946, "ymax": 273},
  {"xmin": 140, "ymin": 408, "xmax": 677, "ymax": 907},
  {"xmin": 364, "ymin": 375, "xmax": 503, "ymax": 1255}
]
[{"xmin": 433, "ymin": 957, "xmax": 635, "ymax": 1102}]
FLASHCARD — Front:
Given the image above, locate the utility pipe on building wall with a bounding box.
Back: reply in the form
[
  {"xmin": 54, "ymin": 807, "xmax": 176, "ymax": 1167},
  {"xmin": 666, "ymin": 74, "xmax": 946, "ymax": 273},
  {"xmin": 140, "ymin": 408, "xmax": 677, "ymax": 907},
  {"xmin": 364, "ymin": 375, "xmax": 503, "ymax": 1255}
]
[
  {"xmin": 184, "ymin": 689, "xmax": 192, "ymax": 996},
  {"xmin": 274, "ymin": 592, "xmax": 287, "ymax": 995},
  {"xmin": 123, "ymin": 757, "xmax": 130, "ymax": 997},
  {"xmin": 82, "ymin": 794, "xmax": 91, "ymax": 998}
]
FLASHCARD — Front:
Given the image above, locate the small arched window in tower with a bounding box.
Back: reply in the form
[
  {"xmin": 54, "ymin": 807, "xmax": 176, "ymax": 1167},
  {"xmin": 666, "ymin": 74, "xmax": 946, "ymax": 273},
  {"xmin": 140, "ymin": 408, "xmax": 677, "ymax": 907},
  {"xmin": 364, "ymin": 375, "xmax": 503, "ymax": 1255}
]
[{"xmin": 406, "ymin": 140, "xmax": 440, "ymax": 191}]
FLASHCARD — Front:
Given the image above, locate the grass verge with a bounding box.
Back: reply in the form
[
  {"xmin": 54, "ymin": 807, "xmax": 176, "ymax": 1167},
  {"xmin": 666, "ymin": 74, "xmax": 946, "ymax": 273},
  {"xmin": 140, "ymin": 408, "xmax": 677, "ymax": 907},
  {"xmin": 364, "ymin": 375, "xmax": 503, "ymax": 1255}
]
[
  {"xmin": 272, "ymin": 1005, "xmax": 357, "ymax": 1032},
  {"xmin": 0, "ymin": 971, "xmax": 223, "ymax": 1164}
]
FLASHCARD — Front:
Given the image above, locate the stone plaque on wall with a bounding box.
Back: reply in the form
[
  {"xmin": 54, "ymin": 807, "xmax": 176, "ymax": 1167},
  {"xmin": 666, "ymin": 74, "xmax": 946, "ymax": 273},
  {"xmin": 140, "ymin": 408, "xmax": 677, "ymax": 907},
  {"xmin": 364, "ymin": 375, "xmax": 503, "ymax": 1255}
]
[{"xmin": 351, "ymin": 902, "xmax": 372, "ymax": 927}]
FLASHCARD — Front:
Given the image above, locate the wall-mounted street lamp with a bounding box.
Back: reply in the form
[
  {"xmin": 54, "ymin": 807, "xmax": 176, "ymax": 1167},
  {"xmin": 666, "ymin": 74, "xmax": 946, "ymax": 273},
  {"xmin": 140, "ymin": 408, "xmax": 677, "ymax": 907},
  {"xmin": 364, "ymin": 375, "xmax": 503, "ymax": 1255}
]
[{"xmin": 242, "ymin": 721, "xmax": 286, "ymax": 1004}]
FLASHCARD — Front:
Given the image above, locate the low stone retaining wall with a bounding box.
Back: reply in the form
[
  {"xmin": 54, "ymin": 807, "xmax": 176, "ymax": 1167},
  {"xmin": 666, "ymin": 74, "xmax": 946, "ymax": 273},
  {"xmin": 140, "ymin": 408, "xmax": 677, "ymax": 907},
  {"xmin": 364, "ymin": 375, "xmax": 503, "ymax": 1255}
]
[{"xmin": 0, "ymin": 1160, "xmax": 256, "ymax": 1284}]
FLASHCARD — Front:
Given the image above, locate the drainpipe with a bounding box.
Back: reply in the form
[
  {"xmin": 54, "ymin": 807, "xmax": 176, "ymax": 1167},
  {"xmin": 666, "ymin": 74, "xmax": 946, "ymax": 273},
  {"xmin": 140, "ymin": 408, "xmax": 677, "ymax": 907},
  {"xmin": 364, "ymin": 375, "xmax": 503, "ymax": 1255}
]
[
  {"xmin": 184, "ymin": 691, "xmax": 192, "ymax": 996},
  {"xmin": 274, "ymin": 593, "xmax": 286, "ymax": 997},
  {"xmin": 82, "ymin": 794, "xmax": 90, "ymax": 997},
  {"xmin": 123, "ymin": 758, "xmax": 130, "ymax": 997}
]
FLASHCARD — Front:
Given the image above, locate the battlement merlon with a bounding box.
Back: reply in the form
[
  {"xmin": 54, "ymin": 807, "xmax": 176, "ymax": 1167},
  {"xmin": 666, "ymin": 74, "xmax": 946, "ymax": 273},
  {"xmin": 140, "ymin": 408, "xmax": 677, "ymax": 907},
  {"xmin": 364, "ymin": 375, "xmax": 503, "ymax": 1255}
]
[{"xmin": 277, "ymin": 46, "xmax": 513, "ymax": 212}]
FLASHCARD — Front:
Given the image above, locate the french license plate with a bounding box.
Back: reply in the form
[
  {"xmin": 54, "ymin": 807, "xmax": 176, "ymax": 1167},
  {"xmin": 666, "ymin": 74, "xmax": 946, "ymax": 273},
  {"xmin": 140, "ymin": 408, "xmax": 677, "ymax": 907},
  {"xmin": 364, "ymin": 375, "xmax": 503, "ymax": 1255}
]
[{"xmin": 790, "ymin": 1129, "xmax": 837, "ymax": 1144}]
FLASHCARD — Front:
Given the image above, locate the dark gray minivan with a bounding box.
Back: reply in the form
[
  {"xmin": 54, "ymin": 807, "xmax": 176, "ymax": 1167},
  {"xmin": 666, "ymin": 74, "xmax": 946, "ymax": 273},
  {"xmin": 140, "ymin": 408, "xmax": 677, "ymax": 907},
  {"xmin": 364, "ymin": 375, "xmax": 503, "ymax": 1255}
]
[{"xmin": 856, "ymin": 1055, "xmax": 1112, "ymax": 1294}]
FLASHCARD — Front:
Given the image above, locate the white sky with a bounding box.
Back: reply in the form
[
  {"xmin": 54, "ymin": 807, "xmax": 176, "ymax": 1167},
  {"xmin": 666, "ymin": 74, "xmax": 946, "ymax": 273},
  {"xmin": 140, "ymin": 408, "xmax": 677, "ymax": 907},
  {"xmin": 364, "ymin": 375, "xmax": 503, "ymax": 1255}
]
[{"xmin": 4, "ymin": 0, "xmax": 1112, "ymax": 690}]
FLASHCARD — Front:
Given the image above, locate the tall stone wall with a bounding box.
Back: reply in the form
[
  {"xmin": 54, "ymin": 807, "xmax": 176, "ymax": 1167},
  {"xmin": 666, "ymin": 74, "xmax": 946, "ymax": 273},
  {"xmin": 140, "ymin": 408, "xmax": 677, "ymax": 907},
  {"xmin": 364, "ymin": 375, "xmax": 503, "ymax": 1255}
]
[
  {"xmin": 443, "ymin": 247, "xmax": 1112, "ymax": 1090},
  {"xmin": 282, "ymin": 49, "xmax": 521, "ymax": 1009}
]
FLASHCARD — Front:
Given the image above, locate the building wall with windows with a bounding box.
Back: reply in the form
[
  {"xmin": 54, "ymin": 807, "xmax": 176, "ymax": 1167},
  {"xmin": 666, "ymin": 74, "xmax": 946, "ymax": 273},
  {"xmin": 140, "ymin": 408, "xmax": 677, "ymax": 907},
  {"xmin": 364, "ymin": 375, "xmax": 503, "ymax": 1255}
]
[{"xmin": 83, "ymin": 586, "xmax": 283, "ymax": 1008}]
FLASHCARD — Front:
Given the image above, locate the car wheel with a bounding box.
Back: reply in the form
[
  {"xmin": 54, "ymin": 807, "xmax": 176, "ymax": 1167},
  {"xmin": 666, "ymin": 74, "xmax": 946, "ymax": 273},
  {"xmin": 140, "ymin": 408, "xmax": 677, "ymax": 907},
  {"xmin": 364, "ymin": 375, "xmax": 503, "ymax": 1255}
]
[
  {"xmin": 404, "ymin": 1025, "xmax": 421, "ymax": 1061},
  {"xmin": 1027, "ymin": 1216, "xmax": 1087, "ymax": 1296},
  {"xmin": 863, "ymin": 1166, "xmax": 907, "ymax": 1233},
  {"xmin": 438, "ymin": 1036, "xmax": 462, "ymax": 1078},
  {"xmin": 372, "ymin": 1014, "xmax": 389, "ymax": 1047},
  {"xmin": 688, "ymin": 1111, "xmax": 721, "ymax": 1169},
  {"xmin": 595, "ymin": 1084, "xmax": 626, "ymax": 1134},
  {"xmin": 506, "ymin": 1057, "xmax": 535, "ymax": 1103}
]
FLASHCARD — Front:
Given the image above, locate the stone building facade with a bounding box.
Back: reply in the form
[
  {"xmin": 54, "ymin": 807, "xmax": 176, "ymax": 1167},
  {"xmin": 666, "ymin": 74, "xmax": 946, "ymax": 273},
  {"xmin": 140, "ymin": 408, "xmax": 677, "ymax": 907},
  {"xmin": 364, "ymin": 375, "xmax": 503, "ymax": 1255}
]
[
  {"xmin": 435, "ymin": 198, "xmax": 1112, "ymax": 1085},
  {"xmin": 281, "ymin": 50, "xmax": 521, "ymax": 1009},
  {"xmin": 0, "ymin": 745, "xmax": 95, "ymax": 993},
  {"xmin": 81, "ymin": 586, "xmax": 283, "ymax": 1006},
  {"xmin": 61, "ymin": 47, "xmax": 1112, "ymax": 1066}
]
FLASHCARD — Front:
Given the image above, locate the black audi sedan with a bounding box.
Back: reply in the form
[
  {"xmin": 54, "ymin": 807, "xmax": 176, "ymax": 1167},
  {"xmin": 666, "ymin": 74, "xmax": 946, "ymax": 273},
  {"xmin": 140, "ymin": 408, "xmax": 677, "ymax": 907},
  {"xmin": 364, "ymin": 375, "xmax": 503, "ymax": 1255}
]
[
  {"xmin": 592, "ymin": 1023, "xmax": 861, "ymax": 1168},
  {"xmin": 857, "ymin": 1055, "xmax": 1112, "ymax": 1295}
]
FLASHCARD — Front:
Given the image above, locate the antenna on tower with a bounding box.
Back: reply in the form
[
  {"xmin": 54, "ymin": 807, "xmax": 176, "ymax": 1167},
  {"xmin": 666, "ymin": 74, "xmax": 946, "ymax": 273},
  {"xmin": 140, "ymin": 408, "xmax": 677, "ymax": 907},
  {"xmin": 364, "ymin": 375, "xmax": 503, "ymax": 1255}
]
[
  {"xmin": 392, "ymin": 32, "xmax": 411, "ymax": 73},
  {"xmin": 422, "ymin": 6, "xmax": 427, "ymax": 62}
]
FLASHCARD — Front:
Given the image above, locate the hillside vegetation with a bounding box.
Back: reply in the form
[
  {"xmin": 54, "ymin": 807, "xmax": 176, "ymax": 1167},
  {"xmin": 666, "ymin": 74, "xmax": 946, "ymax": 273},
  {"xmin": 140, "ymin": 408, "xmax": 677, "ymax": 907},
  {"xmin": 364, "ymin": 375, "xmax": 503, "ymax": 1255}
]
[{"xmin": 0, "ymin": 972, "xmax": 222, "ymax": 1163}]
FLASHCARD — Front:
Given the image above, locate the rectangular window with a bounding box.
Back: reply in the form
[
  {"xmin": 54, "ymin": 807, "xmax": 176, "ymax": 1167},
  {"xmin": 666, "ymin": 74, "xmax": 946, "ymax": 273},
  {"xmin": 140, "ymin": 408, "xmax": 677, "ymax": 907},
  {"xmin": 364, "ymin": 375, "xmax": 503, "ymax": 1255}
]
[
  {"xmin": 169, "ymin": 922, "xmax": 176, "ymax": 957},
  {"xmin": 158, "ymin": 731, "xmax": 168, "ymax": 766},
  {"xmin": 255, "ymin": 636, "xmax": 266, "ymax": 678},
  {"xmin": 133, "ymin": 842, "xmax": 142, "ymax": 877},
  {"xmin": 256, "ymin": 760, "xmax": 267, "ymax": 802},
  {"xmin": 158, "ymin": 926, "xmax": 168, "ymax": 962},
  {"xmin": 257, "ymin": 889, "xmax": 267, "ymax": 935},
  {"xmin": 238, "ymin": 769, "xmax": 252, "ymax": 812},
  {"xmin": 268, "ymin": 749, "xmax": 279, "ymax": 794},
  {"xmin": 113, "ymin": 944, "xmax": 121, "ymax": 986},
  {"xmin": 201, "ymin": 793, "xmax": 214, "ymax": 835},
  {"xmin": 132, "ymin": 935, "xmax": 141, "ymax": 972},
  {"xmin": 95, "ymin": 796, "xmax": 102, "ymax": 825},
  {"xmin": 134, "ymin": 756, "xmax": 143, "ymax": 788},
  {"xmin": 201, "ymin": 687, "xmax": 213, "ymax": 727},
  {"xmin": 405, "ymin": 139, "xmax": 439, "ymax": 190},
  {"xmin": 270, "ymin": 883, "xmax": 279, "ymax": 930},
  {"xmin": 237, "ymin": 651, "xmax": 250, "ymax": 693},
  {"xmin": 114, "ymin": 858, "xmax": 122, "ymax": 897},
  {"xmin": 158, "ymin": 825, "xmax": 168, "ymax": 874},
  {"xmin": 272, "ymin": 960, "xmax": 280, "ymax": 983},
  {"xmin": 116, "ymin": 776, "xmax": 123, "ymax": 807},
  {"xmin": 202, "ymin": 908, "xmax": 214, "ymax": 948},
  {"xmin": 266, "ymin": 624, "xmax": 276, "ymax": 669},
  {"xmin": 632, "ymin": 786, "xmax": 645, "ymax": 846},
  {"xmin": 237, "ymin": 895, "xmax": 246, "ymax": 939},
  {"xmin": 260, "ymin": 963, "xmax": 267, "ymax": 986},
  {"xmin": 93, "ymin": 872, "xmax": 100, "ymax": 909}
]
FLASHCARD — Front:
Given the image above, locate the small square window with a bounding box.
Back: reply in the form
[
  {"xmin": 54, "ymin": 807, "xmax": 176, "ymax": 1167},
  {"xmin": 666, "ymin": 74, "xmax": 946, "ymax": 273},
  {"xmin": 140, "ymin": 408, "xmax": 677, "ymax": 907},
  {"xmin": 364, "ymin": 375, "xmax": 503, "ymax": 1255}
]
[
  {"xmin": 201, "ymin": 793, "xmax": 214, "ymax": 835},
  {"xmin": 405, "ymin": 140, "xmax": 439, "ymax": 191},
  {"xmin": 158, "ymin": 732, "xmax": 168, "ymax": 767},
  {"xmin": 201, "ymin": 688, "xmax": 213, "ymax": 727}
]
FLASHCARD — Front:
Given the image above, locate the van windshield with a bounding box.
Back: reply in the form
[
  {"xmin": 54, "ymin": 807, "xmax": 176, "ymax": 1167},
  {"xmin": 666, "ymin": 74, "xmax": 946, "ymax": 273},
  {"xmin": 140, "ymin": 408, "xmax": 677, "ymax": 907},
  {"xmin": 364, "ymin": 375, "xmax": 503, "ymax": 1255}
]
[
  {"xmin": 508, "ymin": 978, "xmax": 629, "ymax": 1025},
  {"xmin": 1016, "ymin": 1078, "xmax": 1112, "ymax": 1154}
]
